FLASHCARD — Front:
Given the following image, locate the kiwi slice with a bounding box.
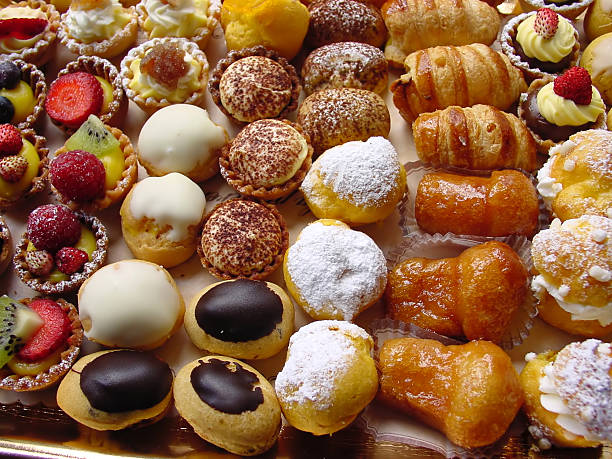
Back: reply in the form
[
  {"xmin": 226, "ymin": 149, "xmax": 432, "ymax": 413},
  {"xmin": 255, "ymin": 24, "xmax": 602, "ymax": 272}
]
[{"xmin": 0, "ymin": 296, "xmax": 43, "ymax": 368}]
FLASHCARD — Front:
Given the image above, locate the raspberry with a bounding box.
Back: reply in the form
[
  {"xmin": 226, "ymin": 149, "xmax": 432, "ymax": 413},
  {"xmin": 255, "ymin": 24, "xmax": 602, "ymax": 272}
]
[
  {"xmin": 533, "ymin": 8, "xmax": 558, "ymax": 39},
  {"xmin": 55, "ymin": 247, "xmax": 88, "ymax": 275},
  {"xmin": 25, "ymin": 250, "xmax": 54, "ymax": 276},
  {"xmin": 50, "ymin": 150, "xmax": 106, "ymax": 202},
  {"xmin": 0, "ymin": 124, "xmax": 22, "ymax": 156},
  {"xmin": 0, "ymin": 155, "xmax": 28, "ymax": 182},
  {"xmin": 17, "ymin": 299, "xmax": 71, "ymax": 362},
  {"xmin": 26, "ymin": 204, "xmax": 81, "ymax": 253},
  {"xmin": 553, "ymin": 67, "xmax": 593, "ymax": 105}
]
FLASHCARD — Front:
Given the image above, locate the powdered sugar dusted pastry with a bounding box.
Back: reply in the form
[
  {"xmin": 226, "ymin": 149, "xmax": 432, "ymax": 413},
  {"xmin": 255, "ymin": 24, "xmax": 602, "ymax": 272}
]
[
  {"xmin": 283, "ymin": 219, "xmax": 387, "ymax": 321},
  {"xmin": 520, "ymin": 339, "xmax": 612, "ymax": 449},
  {"xmin": 275, "ymin": 320, "xmax": 378, "ymax": 435},
  {"xmin": 518, "ymin": 0, "xmax": 594, "ymax": 20}
]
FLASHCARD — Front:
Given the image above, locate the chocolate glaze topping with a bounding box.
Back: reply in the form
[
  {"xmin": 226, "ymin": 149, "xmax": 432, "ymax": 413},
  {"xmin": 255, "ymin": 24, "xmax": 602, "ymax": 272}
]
[
  {"xmin": 80, "ymin": 351, "xmax": 173, "ymax": 413},
  {"xmin": 195, "ymin": 279, "xmax": 283, "ymax": 342},
  {"xmin": 512, "ymin": 38, "xmax": 573, "ymax": 74},
  {"xmin": 190, "ymin": 358, "xmax": 264, "ymax": 414}
]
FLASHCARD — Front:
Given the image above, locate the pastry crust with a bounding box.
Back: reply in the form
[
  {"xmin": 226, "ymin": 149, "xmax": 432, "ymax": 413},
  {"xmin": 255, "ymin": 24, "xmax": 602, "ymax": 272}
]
[
  {"xmin": 11, "ymin": 59, "xmax": 47, "ymax": 131},
  {"xmin": 537, "ymin": 292, "xmax": 612, "ymax": 337},
  {"xmin": 0, "ymin": 216, "xmax": 11, "ymax": 276},
  {"xmin": 518, "ymin": 0, "xmax": 594, "ymax": 19}
]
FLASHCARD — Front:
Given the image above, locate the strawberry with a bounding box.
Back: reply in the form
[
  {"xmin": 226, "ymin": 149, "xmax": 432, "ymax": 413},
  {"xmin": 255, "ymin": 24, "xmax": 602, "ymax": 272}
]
[
  {"xmin": 25, "ymin": 250, "xmax": 54, "ymax": 276},
  {"xmin": 0, "ymin": 18, "xmax": 48, "ymax": 40},
  {"xmin": 16, "ymin": 299, "xmax": 71, "ymax": 362},
  {"xmin": 0, "ymin": 124, "xmax": 22, "ymax": 156},
  {"xmin": 50, "ymin": 150, "xmax": 106, "ymax": 202},
  {"xmin": 26, "ymin": 204, "xmax": 81, "ymax": 253},
  {"xmin": 553, "ymin": 66, "xmax": 593, "ymax": 105},
  {"xmin": 0, "ymin": 155, "xmax": 27, "ymax": 182},
  {"xmin": 533, "ymin": 8, "xmax": 558, "ymax": 39},
  {"xmin": 55, "ymin": 247, "xmax": 88, "ymax": 275},
  {"xmin": 45, "ymin": 72, "xmax": 103, "ymax": 129}
]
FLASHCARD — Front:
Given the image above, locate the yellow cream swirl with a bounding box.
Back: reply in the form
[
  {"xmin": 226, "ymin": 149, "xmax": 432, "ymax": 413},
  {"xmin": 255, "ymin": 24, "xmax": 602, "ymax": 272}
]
[
  {"xmin": 516, "ymin": 14, "xmax": 576, "ymax": 63},
  {"xmin": 143, "ymin": 0, "xmax": 209, "ymax": 38},
  {"xmin": 537, "ymin": 82, "xmax": 606, "ymax": 126}
]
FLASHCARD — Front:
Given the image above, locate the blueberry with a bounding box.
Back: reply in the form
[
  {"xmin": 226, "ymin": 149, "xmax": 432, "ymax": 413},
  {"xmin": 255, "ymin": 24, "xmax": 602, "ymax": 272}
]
[
  {"xmin": 0, "ymin": 61, "xmax": 21, "ymax": 90},
  {"xmin": 0, "ymin": 97, "xmax": 14, "ymax": 124}
]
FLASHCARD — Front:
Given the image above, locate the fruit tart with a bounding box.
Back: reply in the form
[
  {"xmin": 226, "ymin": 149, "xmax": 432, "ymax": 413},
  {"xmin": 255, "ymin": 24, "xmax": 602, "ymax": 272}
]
[
  {"xmin": 0, "ymin": 59, "xmax": 46, "ymax": 130},
  {"xmin": 120, "ymin": 37, "xmax": 209, "ymax": 114},
  {"xmin": 14, "ymin": 204, "xmax": 108, "ymax": 295},
  {"xmin": 50, "ymin": 115, "xmax": 137, "ymax": 212},
  {"xmin": 0, "ymin": 0, "xmax": 60, "ymax": 66},
  {"xmin": 0, "ymin": 216, "xmax": 11, "ymax": 276},
  {"xmin": 0, "ymin": 123, "xmax": 49, "ymax": 210},
  {"xmin": 518, "ymin": 0, "xmax": 594, "ymax": 20},
  {"xmin": 0, "ymin": 295, "xmax": 83, "ymax": 392},
  {"xmin": 58, "ymin": 0, "xmax": 138, "ymax": 59}
]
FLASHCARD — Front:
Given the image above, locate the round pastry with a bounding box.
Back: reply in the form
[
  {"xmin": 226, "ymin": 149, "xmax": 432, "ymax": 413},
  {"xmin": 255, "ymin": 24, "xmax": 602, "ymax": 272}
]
[
  {"xmin": 297, "ymin": 88, "xmax": 390, "ymax": 157},
  {"xmin": 275, "ymin": 320, "xmax": 378, "ymax": 435},
  {"xmin": 584, "ymin": 0, "xmax": 612, "ymax": 41},
  {"xmin": 0, "ymin": 216, "xmax": 11, "ymax": 276},
  {"xmin": 283, "ymin": 219, "xmax": 387, "ymax": 321},
  {"xmin": 220, "ymin": 119, "xmax": 313, "ymax": 200},
  {"xmin": 137, "ymin": 104, "xmax": 228, "ymax": 182},
  {"xmin": 537, "ymin": 130, "xmax": 611, "ymax": 221},
  {"xmin": 518, "ymin": 0, "xmax": 594, "ymax": 19},
  {"xmin": 77, "ymin": 259, "xmax": 185, "ymax": 349},
  {"xmin": 199, "ymin": 199, "xmax": 289, "ymax": 280},
  {"xmin": 174, "ymin": 356, "xmax": 281, "ymax": 456},
  {"xmin": 531, "ymin": 216, "xmax": 612, "ymax": 337},
  {"xmin": 301, "ymin": 136, "xmax": 406, "ymax": 226},
  {"xmin": 301, "ymin": 42, "xmax": 388, "ymax": 95},
  {"xmin": 521, "ymin": 339, "xmax": 612, "ymax": 449},
  {"xmin": 208, "ymin": 46, "xmax": 300, "ymax": 124},
  {"xmin": 57, "ymin": 349, "xmax": 173, "ymax": 431},
  {"xmin": 185, "ymin": 279, "xmax": 294, "ymax": 360},
  {"xmin": 580, "ymin": 32, "xmax": 612, "ymax": 105},
  {"xmin": 120, "ymin": 173, "xmax": 207, "ymax": 268},
  {"xmin": 0, "ymin": 59, "xmax": 46, "ymax": 130},
  {"xmin": 306, "ymin": 0, "xmax": 387, "ymax": 49}
]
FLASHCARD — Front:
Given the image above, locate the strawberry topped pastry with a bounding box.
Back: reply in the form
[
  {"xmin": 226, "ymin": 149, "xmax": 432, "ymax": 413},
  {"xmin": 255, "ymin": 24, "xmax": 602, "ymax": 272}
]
[{"xmin": 14, "ymin": 204, "xmax": 108, "ymax": 295}]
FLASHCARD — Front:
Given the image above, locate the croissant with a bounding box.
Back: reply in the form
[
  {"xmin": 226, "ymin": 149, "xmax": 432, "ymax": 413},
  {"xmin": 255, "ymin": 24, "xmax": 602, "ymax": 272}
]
[
  {"xmin": 391, "ymin": 44, "xmax": 527, "ymax": 123},
  {"xmin": 413, "ymin": 105, "xmax": 538, "ymax": 171},
  {"xmin": 382, "ymin": 0, "xmax": 500, "ymax": 68},
  {"xmin": 385, "ymin": 241, "xmax": 528, "ymax": 343},
  {"xmin": 415, "ymin": 170, "xmax": 540, "ymax": 237}
]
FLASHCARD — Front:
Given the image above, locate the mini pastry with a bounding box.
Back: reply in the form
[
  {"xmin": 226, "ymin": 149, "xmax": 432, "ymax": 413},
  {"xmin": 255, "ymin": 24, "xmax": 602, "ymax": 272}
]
[
  {"xmin": 0, "ymin": 216, "xmax": 11, "ymax": 275},
  {"xmin": 283, "ymin": 219, "xmax": 387, "ymax": 321},
  {"xmin": 391, "ymin": 43, "xmax": 527, "ymax": 124},
  {"xmin": 531, "ymin": 216, "xmax": 612, "ymax": 337},
  {"xmin": 59, "ymin": 0, "xmax": 138, "ymax": 59},
  {"xmin": 519, "ymin": 67, "xmax": 607, "ymax": 153},
  {"xmin": 120, "ymin": 37, "xmax": 209, "ymax": 113},
  {"xmin": 0, "ymin": 59, "xmax": 46, "ymax": 130},
  {"xmin": 14, "ymin": 204, "xmax": 108, "ymax": 295},
  {"xmin": 520, "ymin": 340, "xmax": 612, "ymax": 449},
  {"xmin": 297, "ymin": 88, "xmax": 390, "ymax": 157},
  {"xmin": 220, "ymin": 119, "xmax": 313, "ymax": 200},
  {"xmin": 174, "ymin": 356, "xmax": 281, "ymax": 456},
  {"xmin": 275, "ymin": 320, "xmax": 378, "ymax": 436},
  {"xmin": 518, "ymin": 0, "xmax": 594, "ymax": 20},
  {"xmin": 580, "ymin": 32, "xmax": 612, "ymax": 105},
  {"xmin": 137, "ymin": 0, "xmax": 221, "ymax": 49},
  {"xmin": 415, "ymin": 170, "xmax": 540, "ymax": 237},
  {"xmin": 137, "ymin": 104, "xmax": 228, "ymax": 182},
  {"xmin": 0, "ymin": 296, "xmax": 82, "ymax": 392},
  {"xmin": 208, "ymin": 46, "xmax": 300, "ymax": 124},
  {"xmin": 184, "ymin": 279, "xmax": 294, "ymax": 360},
  {"xmin": 385, "ymin": 241, "xmax": 528, "ymax": 343},
  {"xmin": 199, "ymin": 199, "xmax": 289, "ymax": 280},
  {"xmin": 413, "ymin": 105, "xmax": 538, "ymax": 172},
  {"xmin": 78, "ymin": 260, "xmax": 184, "ymax": 349},
  {"xmin": 382, "ymin": 0, "xmax": 500, "ymax": 68},
  {"xmin": 584, "ymin": 0, "xmax": 612, "ymax": 41},
  {"xmin": 301, "ymin": 42, "xmax": 388, "ymax": 95},
  {"xmin": 120, "ymin": 173, "xmax": 207, "ymax": 268},
  {"xmin": 0, "ymin": 124, "xmax": 48, "ymax": 210},
  {"xmin": 301, "ymin": 137, "xmax": 406, "ymax": 226},
  {"xmin": 220, "ymin": 0, "xmax": 309, "ymax": 60},
  {"xmin": 501, "ymin": 9, "xmax": 580, "ymax": 81},
  {"xmin": 536, "ymin": 130, "xmax": 611, "ymax": 221},
  {"xmin": 378, "ymin": 338, "xmax": 523, "ymax": 448},
  {"xmin": 57, "ymin": 349, "xmax": 173, "ymax": 430}
]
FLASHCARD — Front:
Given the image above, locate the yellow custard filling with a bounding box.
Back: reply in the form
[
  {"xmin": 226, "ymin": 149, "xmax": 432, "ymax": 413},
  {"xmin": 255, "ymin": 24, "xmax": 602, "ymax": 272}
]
[
  {"xmin": 537, "ymin": 82, "xmax": 606, "ymax": 126},
  {"xmin": 0, "ymin": 138, "xmax": 39, "ymax": 199},
  {"xmin": 516, "ymin": 14, "xmax": 576, "ymax": 63},
  {"xmin": 143, "ymin": 0, "xmax": 209, "ymax": 38},
  {"xmin": 0, "ymin": 81, "xmax": 35, "ymax": 124}
]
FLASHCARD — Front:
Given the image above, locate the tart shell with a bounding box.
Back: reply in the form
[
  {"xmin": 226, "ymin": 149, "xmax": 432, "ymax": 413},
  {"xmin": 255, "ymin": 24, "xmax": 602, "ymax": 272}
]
[
  {"xmin": 0, "ymin": 216, "xmax": 12, "ymax": 276},
  {"xmin": 12, "ymin": 59, "xmax": 47, "ymax": 131}
]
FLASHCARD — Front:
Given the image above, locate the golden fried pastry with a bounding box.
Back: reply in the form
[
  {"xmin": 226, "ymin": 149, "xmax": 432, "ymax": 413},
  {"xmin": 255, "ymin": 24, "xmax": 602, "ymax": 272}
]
[
  {"xmin": 385, "ymin": 241, "xmax": 528, "ymax": 343},
  {"xmin": 275, "ymin": 320, "xmax": 378, "ymax": 436},
  {"xmin": 378, "ymin": 338, "xmax": 523, "ymax": 448},
  {"xmin": 391, "ymin": 43, "xmax": 527, "ymax": 123},
  {"xmin": 531, "ymin": 216, "xmax": 612, "ymax": 337},
  {"xmin": 415, "ymin": 170, "xmax": 540, "ymax": 237},
  {"xmin": 413, "ymin": 105, "xmax": 538, "ymax": 172},
  {"xmin": 581, "ymin": 32, "xmax": 612, "ymax": 105},
  {"xmin": 382, "ymin": 0, "xmax": 500, "ymax": 68},
  {"xmin": 537, "ymin": 130, "xmax": 612, "ymax": 221},
  {"xmin": 520, "ymin": 340, "xmax": 612, "ymax": 449}
]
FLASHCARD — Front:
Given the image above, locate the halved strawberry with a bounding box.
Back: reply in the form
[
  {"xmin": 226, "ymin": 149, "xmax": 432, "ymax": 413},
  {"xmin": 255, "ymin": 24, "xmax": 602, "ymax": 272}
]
[
  {"xmin": 0, "ymin": 124, "xmax": 23, "ymax": 156},
  {"xmin": 0, "ymin": 18, "xmax": 48, "ymax": 40},
  {"xmin": 16, "ymin": 299, "xmax": 71, "ymax": 363},
  {"xmin": 533, "ymin": 8, "xmax": 558, "ymax": 39},
  {"xmin": 45, "ymin": 72, "xmax": 103, "ymax": 129},
  {"xmin": 553, "ymin": 66, "xmax": 593, "ymax": 105}
]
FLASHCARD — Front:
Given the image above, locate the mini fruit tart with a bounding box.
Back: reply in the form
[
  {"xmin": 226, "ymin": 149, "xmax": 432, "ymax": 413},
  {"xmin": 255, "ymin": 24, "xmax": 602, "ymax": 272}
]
[
  {"xmin": 0, "ymin": 0, "xmax": 60, "ymax": 66},
  {"xmin": 0, "ymin": 59, "xmax": 46, "ymax": 130},
  {"xmin": 0, "ymin": 124, "xmax": 49, "ymax": 210},
  {"xmin": 120, "ymin": 37, "xmax": 209, "ymax": 114},
  {"xmin": 518, "ymin": 0, "xmax": 594, "ymax": 20},
  {"xmin": 0, "ymin": 295, "xmax": 83, "ymax": 392},
  {"xmin": 14, "ymin": 204, "xmax": 109, "ymax": 295},
  {"xmin": 50, "ymin": 115, "xmax": 137, "ymax": 212},
  {"xmin": 0, "ymin": 216, "xmax": 12, "ymax": 276},
  {"xmin": 58, "ymin": 0, "xmax": 138, "ymax": 59}
]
